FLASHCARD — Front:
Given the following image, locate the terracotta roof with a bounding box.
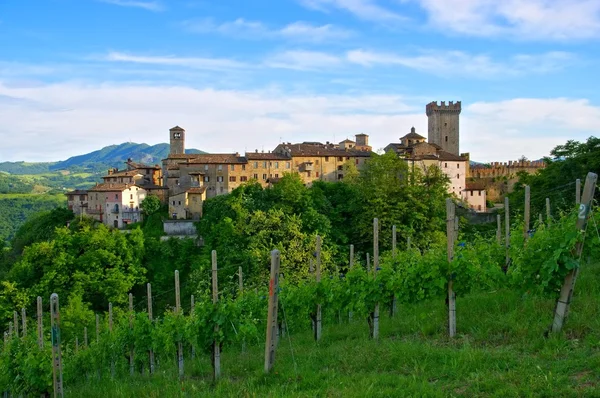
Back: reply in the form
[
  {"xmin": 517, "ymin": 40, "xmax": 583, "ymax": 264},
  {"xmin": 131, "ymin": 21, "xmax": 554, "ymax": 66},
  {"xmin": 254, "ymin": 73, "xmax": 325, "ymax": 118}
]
[
  {"xmin": 186, "ymin": 154, "xmax": 247, "ymax": 164},
  {"xmin": 187, "ymin": 187, "xmax": 207, "ymax": 194},
  {"xmin": 465, "ymin": 182, "xmax": 486, "ymax": 191},
  {"xmin": 274, "ymin": 143, "xmax": 372, "ymax": 158},
  {"xmin": 170, "ymin": 126, "xmax": 185, "ymax": 131},
  {"xmin": 245, "ymin": 152, "xmax": 290, "ymax": 160},
  {"xmin": 340, "ymin": 139, "xmax": 356, "ymax": 143},
  {"xmin": 65, "ymin": 189, "xmax": 88, "ymax": 196},
  {"xmin": 126, "ymin": 160, "xmax": 160, "ymax": 169},
  {"xmin": 437, "ymin": 151, "xmax": 467, "ymax": 161},
  {"xmin": 104, "ymin": 170, "xmax": 143, "ymax": 178},
  {"xmin": 88, "ymin": 183, "xmax": 144, "ymax": 192},
  {"xmin": 384, "ymin": 143, "xmax": 406, "ymax": 152},
  {"xmin": 401, "ymin": 131, "xmax": 426, "ymax": 140}
]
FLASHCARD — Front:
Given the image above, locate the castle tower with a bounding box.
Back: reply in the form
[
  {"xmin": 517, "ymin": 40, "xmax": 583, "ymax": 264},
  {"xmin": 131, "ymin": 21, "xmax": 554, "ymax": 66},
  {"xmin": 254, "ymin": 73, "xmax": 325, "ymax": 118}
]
[
  {"xmin": 169, "ymin": 126, "xmax": 185, "ymax": 155},
  {"xmin": 426, "ymin": 101, "xmax": 461, "ymax": 156}
]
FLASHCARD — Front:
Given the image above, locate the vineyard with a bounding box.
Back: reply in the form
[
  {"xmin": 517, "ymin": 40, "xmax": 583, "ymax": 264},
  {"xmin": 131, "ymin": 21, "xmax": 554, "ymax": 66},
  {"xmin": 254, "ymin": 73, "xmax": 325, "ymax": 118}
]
[{"xmin": 1, "ymin": 174, "xmax": 600, "ymax": 396}]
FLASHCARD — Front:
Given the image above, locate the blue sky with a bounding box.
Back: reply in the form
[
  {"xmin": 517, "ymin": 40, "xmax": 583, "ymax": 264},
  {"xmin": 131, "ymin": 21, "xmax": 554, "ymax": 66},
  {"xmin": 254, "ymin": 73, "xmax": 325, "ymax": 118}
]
[{"xmin": 1, "ymin": 0, "xmax": 599, "ymax": 162}]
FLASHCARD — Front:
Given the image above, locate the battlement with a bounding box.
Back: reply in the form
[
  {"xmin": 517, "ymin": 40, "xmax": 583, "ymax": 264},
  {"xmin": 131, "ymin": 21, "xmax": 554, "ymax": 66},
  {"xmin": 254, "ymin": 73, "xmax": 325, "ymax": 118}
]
[
  {"xmin": 471, "ymin": 160, "xmax": 546, "ymax": 179},
  {"xmin": 426, "ymin": 101, "xmax": 462, "ymax": 116}
]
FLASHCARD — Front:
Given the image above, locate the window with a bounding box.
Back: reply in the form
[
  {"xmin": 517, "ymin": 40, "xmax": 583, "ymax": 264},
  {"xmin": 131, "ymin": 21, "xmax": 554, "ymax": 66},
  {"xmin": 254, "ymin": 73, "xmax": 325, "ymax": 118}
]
[
  {"xmin": 337, "ymin": 166, "xmax": 343, "ymax": 171},
  {"xmin": 478, "ymin": 205, "xmax": 482, "ymax": 211},
  {"xmin": 254, "ymin": 162, "xmax": 258, "ymax": 168},
  {"xmin": 204, "ymin": 176, "xmax": 210, "ymax": 182},
  {"xmin": 274, "ymin": 162, "xmax": 279, "ymax": 169},
  {"xmin": 346, "ymin": 157, "xmax": 350, "ymax": 160},
  {"xmin": 457, "ymin": 163, "xmax": 460, "ymax": 168},
  {"xmin": 316, "ymin": 172, "xmax": 319, "ymax": 177},
  {"xmin": 263, "ymin": 161, "xmax": 267, "ymax": 168},
  {"xmin": 178, "ymin": 201, "xmax": 181, "ymax": 205},
  {"xmin": 338, "ymin": 174, "xmax": 343, "ymax": 180},
  {"xmin": 175, "ymin": 179, "xmax": 179, "ymax": 185},
  {"xmin": 217, "ymin": 176, "xmax": 224, "ymax": 182},
  {"xmin": 253, "ymin": 173, "xmax": 258, "ymax": 179},
  {"xmin": 204, "ymin": 165, "xmax": 209, "ymax": 171},
  {"xmin": 242, "ymin": 164, "xmax": 246, "ymax": 171},
  {"xmin": 275, "ymin": 174, "xmax": 279, "ymax": 178},
  {"xmin": 478, "ymin": 191, "xmax": 481, "ymax": 196},
  {"xmin": 172, "ymin": 201, "xmax": 175, "ymax": 205},
  {"xmin": 240, "ymin": 176, "xmax": 248, "ymax": 182},
  {"xmin": 444, "ymin": 163, "xmax": 448, "ymax": 168},
  {"xmin": 217, "ymin": 165, "xmax": 222, "ymax": 171},
  {"xmin": 444, "ymin": 123, "xmax": 447, "ymax": 127},
  {"xmin": 230, "ymin": 165, "xmax": 235, "ymax": 171},
  {"xmin": 130, "ymin": 194, "xmax": 133, "ymax": 200},
  {"xmin": 315, "ymin": 159, "xmax": 319, "ymax": 165},
  {"xmin": 229, "ymin": 176, "xmax": 236, "ymax": 182},
  {"xmin": 115, "ymin": 194, "xmax": 118, "ymax": 200},
  {"xmin": 325, "ymin": 156, "xmax": 329, "ymax": 162},
  {"xmin": 286, "ymin": 162, "xmax": 290, "ymax": 169},
  {"xmin": 262, "ymin": 174, "xmax": 267, "ymax": 180},
  {"xmin": 470, "ymin": 191, "xmax": 473, "ymax": 197},
  {"xmin": 445, "ymin": 136, "xmax": 448, "ymax": 142},
  {"xmin": 307, "ymin": 171, "xmax": 311, "ymax": 177},
  {"xmin": 356, "ymin": 159, "xmax": 359, "ymax": 165},
  {"xmin": 338, "ymin": 157, "xmax": 343, "ymax": 161}
]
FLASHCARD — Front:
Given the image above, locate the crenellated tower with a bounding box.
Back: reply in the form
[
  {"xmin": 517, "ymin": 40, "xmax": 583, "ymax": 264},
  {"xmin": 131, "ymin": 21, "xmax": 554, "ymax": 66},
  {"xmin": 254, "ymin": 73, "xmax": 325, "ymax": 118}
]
[
  {"xmin": 426, "ymin": 101, "xmax": 461, "ymax": 156},
  {"xmin": 169, "ymin": 126, "xmax": 185, "ymax": 155}
]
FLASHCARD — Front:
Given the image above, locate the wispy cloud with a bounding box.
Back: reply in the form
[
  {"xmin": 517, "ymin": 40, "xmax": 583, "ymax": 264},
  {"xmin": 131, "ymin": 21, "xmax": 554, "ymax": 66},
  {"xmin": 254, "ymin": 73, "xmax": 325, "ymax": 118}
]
[
  {"xmin": 346, "ymin": 49, "xmax": 574, "ymax": 77},
  {"xmin": 99, "ymin": 0, "xmax": 164, "ymax": 12},
  {"xmin": 105, "ymin": 51, "xmax": 247, "ymax": 70},
  {"xmin": 416, "ymin": 0, "xmax": 600, "ymax": 40},
  {"xmin": 182, "ymin": 18, "xmax": 353, "ymax": 42},
  {"xmin": 264, "ymin": 50, "xmax": 343, "ymax": 71},
  {"xmin": 299, "ymin": 0, "xmax": 404, "ymax": 22}
]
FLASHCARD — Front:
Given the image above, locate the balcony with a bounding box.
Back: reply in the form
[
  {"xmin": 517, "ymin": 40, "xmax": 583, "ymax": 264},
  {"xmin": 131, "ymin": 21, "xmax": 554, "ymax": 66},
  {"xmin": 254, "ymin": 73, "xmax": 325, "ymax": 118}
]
[{"xmin": 300, "ymin": 162, "xmax": 314, "ymax": 172}]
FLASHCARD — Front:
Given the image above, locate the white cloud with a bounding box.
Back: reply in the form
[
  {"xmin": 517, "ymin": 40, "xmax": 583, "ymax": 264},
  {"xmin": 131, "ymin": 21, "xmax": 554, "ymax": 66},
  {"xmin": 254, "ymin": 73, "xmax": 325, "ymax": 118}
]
[
  {"xmin": 299, "ymin": 0, "xmax": 404, "ymax": 22},
  {"xmin": 264, "ymin": 50, "xmax": 343, "ymax": 71},
  {"xmin": 416, "ymin": 0, "xmax": 600, "ymax": 40},
  {"xmin": 0, "ymin": 81, "xmax": 598, "ymax": 164},
  {"xmin": 346, "ymin": 49, "xmax": 574, "ymax": 77},
  {"xmin": 99, "ymin": 0, "xmax": 164, "ymax": 12},
  {"xmin": 104, "ymin": 51, "xmax": 247, "ymax": 70},
  {"xmin": 182, "ymin": 19, "xmax": 353, "ymax": 42}
]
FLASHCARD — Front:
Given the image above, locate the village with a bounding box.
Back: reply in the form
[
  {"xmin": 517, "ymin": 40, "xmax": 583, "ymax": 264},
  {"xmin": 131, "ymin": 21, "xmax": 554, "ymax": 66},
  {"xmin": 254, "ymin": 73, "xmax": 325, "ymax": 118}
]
[{"xmin": 65, "ymin": 100, "xmax": 545, "ymax": 229}]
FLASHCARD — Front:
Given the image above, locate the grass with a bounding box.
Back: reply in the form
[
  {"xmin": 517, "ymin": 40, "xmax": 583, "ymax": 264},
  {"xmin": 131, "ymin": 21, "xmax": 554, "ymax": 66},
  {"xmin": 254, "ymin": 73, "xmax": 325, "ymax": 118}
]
[{"xmin": 67, "ymin": 263, "xmax": 600, "ymax": 397}]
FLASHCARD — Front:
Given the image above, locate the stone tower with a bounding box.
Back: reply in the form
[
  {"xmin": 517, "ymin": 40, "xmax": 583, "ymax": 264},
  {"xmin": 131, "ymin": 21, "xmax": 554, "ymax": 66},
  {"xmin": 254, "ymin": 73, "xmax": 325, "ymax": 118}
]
[
  {"xmin": 426, "ymin": 101, "xmax": 461, "ymax": 156},
  {"xmin": 169, "ymin": 126, "xmax": 185, "ymax": 155}
]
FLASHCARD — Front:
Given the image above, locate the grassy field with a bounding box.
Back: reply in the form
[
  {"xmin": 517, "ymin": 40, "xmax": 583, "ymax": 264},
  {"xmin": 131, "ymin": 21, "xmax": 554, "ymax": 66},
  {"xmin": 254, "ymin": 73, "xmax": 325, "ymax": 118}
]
[{"xmin": 66, "ymin": 263, "xmax": 600, "ymax": 397}]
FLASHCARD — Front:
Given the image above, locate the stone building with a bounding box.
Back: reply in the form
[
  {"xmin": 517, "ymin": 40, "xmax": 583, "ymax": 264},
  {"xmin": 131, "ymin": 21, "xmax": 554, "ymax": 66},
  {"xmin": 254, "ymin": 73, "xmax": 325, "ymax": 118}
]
[
  {"xmin": 463, "ymin": 182, "xmax": 487, "ymax": 212},
  {"xmin": 65, "ymin": 189, "xmax": 88, "ymax": 217},
  {"xmin": 86, "ymin": 183, "xmax": 146, "ymax": 228},
  {"xmin": 426, "ymin": 101, "xmax": 461, "ymax": 156}
]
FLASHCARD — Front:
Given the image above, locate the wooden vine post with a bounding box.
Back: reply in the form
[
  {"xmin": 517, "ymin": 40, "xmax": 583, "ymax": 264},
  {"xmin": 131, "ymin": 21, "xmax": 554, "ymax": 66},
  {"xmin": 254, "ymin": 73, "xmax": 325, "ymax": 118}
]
[
  {"xmin": 446, "ymin": 199, "xmax": 457, "ymax": 338},
  {"xmin": 391, "ymin": 225, "xmax": 397, "ymax": 317},
  {"xmin": 496, "ymin": 215, "xmax": 502, "ymax": 244},
  {"xmin": 315, "ymin": 235, "xmax": 322, "ymax": 342},
  {"xmin": 524, "ymin": 185, "xmax": 530, "ymax": 241},
  {"xmin": 264, "ymin": 249, "xmax": 281, "ymax": 373},
  {"xmin": 546, "ymin": 198, "xmax": 551, "ymax": 222},
  {"xmin": 211, "ymin": 251, "xmax": 221, "ymax": 379},
  {"xmin": 50, "ymin": 293, "xmax": 64, "ymax": 398},
  {"xmin": 551, "ymin": 172, "xmax": 598, "ymax": 333},
  {"xmin": 147, "ymin": 283, "xmax": 154, "ymax": 374},
  {"xmin": 366, "ymin": 253, "xmax": 371, "ymax": 272},
  {"xmin": 576, "ymin": 178, "xmax": 581, "ymax": 205},
  {"xmin": 21, "ymin": 308, "xmax": 27, "ymax": 338},
  {"xmin": 37, "ymin": 296, "xmax": 44, "ymax": 348},
  {"xmin": 13, "ymin": 311, "xmax": 18, "ymax": 338},
  {"xmin": 190, "ymin": 295, "xmax": 196, "ymax": 358},
  {"xmin": 372, "ymin": 218, "xmax": 380, "ymax": 340},
  {"xmin": 238, "ymin": 266, "xmax": 244, "ymax": 292},
  {"xmin": 175, "ymin": 270, "xmax": 184, "ymax": 379},
  {"xmin": 348, "ymin": 244, "xmax": 354, "ymax": 321},
  {"xmin": 129, "ymin": 293, "xmax": 134, "ymax": 376},
  {"xmin": 504, "ymin": 197, "xmax": 510, "ymax": 272}
]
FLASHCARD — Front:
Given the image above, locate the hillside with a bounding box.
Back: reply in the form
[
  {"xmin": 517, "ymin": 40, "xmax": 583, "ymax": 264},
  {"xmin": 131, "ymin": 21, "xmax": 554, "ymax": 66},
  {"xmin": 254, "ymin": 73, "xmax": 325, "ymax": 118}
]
[{"xmin": 0, "ymin": 142, "xmax": 205, "ymax": 175}]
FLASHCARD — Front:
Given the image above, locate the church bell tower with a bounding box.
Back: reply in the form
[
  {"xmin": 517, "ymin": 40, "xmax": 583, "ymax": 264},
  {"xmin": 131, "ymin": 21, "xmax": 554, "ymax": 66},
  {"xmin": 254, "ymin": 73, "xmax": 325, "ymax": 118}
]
[{"xmin": 169, "ymin": 126, "xmax": 185, "ymax": 155}]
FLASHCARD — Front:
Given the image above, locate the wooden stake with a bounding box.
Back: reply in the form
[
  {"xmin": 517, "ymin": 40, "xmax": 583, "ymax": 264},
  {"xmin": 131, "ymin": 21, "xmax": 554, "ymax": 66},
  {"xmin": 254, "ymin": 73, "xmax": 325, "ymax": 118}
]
[
  {"xmin": 315, "ymin": 235, "xmax": 322, "ymax": 342},
  {"xmin": 21, "ymin": 308, "xmax": 26, "ymax": 338},
  {"xmin": 211, "ymin": 251, "xmax": 221, "ymax": 380},
  {"xmin": 129, "ymin": 293, "xmax": 134, "ymax": 376},
  {"xmin": 446, "ymin": 199, "xmax": 457, "ymax": 338},
  {"xmin": 576, "ymin": 178, "xmax": 581, "ymax": 205},
  {"xmin": 75, "ymin": 337, "xmax": 79, "ymax": 353},
  {"xmin": 37, "ymin": 296, "xmax": 43, "ymax": 348},
  {"xmin": 147, "ymin": 283, "xmax": 154, "ymax": 374},
  {"xmin": 372, "ymin": 218, "xmax": 380, "ymax": 340},
  {"xmin": 392, "ymin": 225, "xmax": 397, "ymax": 257},
  {"xmin": 524, "ymin": 185, "xmax": 530, "ymax": 240},
  {"xmin": 264, "ymin": 250, "xmax": 281, "ymax": 373},
  {"xmin": 504, "ymin": 197, "xmax": 510, "ymax": 272},
  {"xmin": 190, "ymin": 295, "xmax": 196, "ymax": 359},
  {"xmin": 496, "ymin": 214, "xmax": 502, "ymax": 244},
  {"xmin": 309, "ymin": 258, "xmax": 314, "ymax": 273},
  {"xmin": 238, "ymin": 266, "xmax": 244, "ymax": 292},
  {"xmin": 546, "ymin": 197, "xmax": 551, "ymax": 221},
  {"xmin": 366, "ymin": 253, "xmax": 371, "ymax": 272},
  {"xmin": 13, "ymin": 311, "xmax": 18, "ymax": 338},
  {"xmin": 551, "ymin": 172, "xmax": 598, "ymax": 333},
  {"xmin": 50, "ymin": 293, "xmax": 64, "ymax": 398},
  {"xmin": 175, "ymin": 270, "xmax": 184, "ymax": 379}
]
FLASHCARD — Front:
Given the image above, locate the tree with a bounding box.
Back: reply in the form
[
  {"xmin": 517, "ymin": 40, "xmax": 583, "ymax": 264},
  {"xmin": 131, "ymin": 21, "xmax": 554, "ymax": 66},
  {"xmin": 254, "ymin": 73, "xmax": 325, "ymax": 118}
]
[{"xmin": 141, "ymin": 195, "xmax": 161, "ymax": 216}]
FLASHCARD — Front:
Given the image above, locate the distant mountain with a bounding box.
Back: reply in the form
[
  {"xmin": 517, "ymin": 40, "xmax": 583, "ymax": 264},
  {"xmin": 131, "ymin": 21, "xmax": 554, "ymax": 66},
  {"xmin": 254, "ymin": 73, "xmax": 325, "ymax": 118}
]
[{"xmin": 0, "ymin": 143, "xmax": 206, "ymax": 175}]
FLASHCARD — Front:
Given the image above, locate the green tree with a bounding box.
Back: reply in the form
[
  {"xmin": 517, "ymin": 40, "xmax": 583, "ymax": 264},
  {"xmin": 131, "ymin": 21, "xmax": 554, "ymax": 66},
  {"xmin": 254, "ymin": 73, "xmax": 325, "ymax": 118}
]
[{"xmin": 141, "ymin": 194, "xmax": 161, "ymax": 216}]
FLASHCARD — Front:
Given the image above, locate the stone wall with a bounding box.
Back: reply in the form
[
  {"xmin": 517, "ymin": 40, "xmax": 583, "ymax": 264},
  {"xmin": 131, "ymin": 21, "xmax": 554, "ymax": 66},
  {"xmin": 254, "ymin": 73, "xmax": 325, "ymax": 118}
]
[{"xmin": 163, "ymin": 219, "xmax": 197, "ymax": 236}]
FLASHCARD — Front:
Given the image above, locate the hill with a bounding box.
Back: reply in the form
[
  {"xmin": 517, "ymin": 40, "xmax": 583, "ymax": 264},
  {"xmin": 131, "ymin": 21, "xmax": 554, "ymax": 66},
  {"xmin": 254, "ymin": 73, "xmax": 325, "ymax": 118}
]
[{"xmin": 0, "ymin": 142, "xmax": 205, "ymax": 175}]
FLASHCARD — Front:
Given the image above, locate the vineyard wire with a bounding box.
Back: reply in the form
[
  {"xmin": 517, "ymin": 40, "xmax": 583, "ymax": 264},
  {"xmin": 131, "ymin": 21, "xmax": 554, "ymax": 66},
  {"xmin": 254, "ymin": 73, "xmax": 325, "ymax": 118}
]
[{"xmin": 279, "ymin": 295, "xmax": 298, "ymax": 378}]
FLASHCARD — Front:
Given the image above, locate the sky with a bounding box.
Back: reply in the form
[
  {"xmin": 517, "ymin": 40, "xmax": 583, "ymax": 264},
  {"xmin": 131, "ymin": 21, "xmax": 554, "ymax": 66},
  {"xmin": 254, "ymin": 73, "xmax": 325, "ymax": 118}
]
[{"xmin": 1, "ymin": 0, "xmax": 599, "ymax": 163}]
